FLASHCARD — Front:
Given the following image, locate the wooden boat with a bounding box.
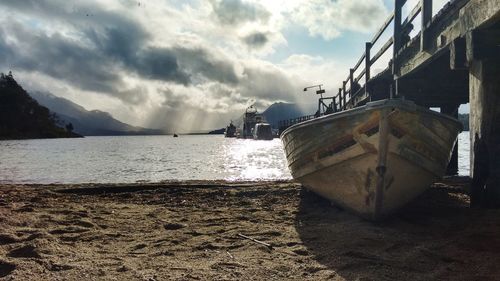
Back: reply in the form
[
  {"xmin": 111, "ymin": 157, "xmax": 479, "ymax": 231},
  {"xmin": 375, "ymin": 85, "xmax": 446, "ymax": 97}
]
[{"xmin": 280, "ymin": 99, "xmax": 462, "ymax": 220}]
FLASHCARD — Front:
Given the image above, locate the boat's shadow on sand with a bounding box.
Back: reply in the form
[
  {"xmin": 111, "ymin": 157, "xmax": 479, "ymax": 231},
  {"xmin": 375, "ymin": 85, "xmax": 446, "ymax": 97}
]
[{"xmin": 295, "ymin": 179, "xmax": 500, "ymax": 280}]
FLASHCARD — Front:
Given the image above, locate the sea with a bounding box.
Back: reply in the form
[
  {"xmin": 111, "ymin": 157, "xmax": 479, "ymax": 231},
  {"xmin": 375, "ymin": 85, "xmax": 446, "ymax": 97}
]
[{"xmin": 0, "ymin": 132, "xmax": 470, "ymax": 184}]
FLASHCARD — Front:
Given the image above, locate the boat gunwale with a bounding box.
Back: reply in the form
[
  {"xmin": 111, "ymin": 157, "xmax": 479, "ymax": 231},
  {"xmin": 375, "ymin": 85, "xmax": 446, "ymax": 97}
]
[{"xmin": 280, "ymin": 99, "xmax": 463, "ymax": 140}]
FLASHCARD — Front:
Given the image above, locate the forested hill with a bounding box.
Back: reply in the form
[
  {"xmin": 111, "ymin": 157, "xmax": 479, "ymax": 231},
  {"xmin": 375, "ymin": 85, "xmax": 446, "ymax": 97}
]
[{"xmin": 0, "ymin": 72, "xmax": 82, "ymax": 140}]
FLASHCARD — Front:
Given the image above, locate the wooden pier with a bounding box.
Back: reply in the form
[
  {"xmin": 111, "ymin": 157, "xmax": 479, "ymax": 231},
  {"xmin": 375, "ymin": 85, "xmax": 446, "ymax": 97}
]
[{"xmin": 280, "ymin": 0, "xmax": 500, "ymax": 207}]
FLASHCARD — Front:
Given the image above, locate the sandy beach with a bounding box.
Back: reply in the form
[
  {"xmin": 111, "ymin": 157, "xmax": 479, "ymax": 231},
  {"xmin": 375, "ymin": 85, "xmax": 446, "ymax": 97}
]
[{"xmin": 1, "ymin": 178, "xmax": 499, "ymax": 280}]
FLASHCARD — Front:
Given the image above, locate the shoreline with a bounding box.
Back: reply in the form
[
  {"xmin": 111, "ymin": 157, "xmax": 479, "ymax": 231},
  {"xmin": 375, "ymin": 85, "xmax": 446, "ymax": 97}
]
[{"xmin": 1, "ymin": 178, "xmax": 499, "ymax": 280}]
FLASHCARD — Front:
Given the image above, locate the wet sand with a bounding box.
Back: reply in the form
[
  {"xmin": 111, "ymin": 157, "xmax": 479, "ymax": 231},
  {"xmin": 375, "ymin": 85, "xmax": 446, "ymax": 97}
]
[{"xmin": 1, "ymin": 178, "xmax": 500, "ymax": 280}]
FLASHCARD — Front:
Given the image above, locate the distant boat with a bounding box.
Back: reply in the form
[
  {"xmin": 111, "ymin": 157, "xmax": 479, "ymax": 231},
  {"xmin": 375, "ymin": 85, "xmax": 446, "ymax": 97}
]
[
  {"xmin": 280, "ymin": 99, "xmax": 461, "ymax": 220},
  {"xmin": 253, "ymin": 123, "xmax": 273, "ymax": 140},
  {"xmin": 236, "ymin": 105, "xmax": 267, "ymax": 139},
  {"xmin": 225, "ymin": 121, "xmax": 236, "ymax": 138},
  {"xmin": 173, "ymin": 134, "xmax": 178, "ymax": 137}
]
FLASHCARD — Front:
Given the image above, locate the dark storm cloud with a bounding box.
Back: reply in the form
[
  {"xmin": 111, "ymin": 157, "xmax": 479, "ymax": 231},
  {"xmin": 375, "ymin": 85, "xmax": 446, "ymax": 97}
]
[
  {"xmin": 0, "ymin": 0, "xmax": 247, "ymax": 100},
  {"xmin": 0, "ymin": 0, "xmax": 191, "ymax": 97},
  {"xmin": 0, "ymin": 22, "xmax": 121, "ymax": 94},
  {"xmin": 133, "ymin": 48, "xmax": 190, "ymax": 85},
  {"xmin": 0, "ymin": 0, "xmax": 140, "ymax": 28},
  {"xmin": 83, "ymin": 22, "xmax": 148, "ymax": 62},
  {"xmin": 84, "ymin": 26, "xmax": 191, "ymax": 85},
  {"xmin": 210, "ymin": 0, "xmax": 270, "ymax": 26},
  {"xmin": 0, "ymin": 36, "xmax": 14, "ymax": 65},
  {"xmin": 172, "ymin": 47, "xmax": 239, "ymax": 85},
  {"xmin": 242, "ymin": 32, "xmax": 269, "ymax": 48}
]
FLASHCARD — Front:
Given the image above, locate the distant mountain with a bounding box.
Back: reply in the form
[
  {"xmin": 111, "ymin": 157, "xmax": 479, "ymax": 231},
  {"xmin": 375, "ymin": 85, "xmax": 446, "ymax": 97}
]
[
  {"xmin": 0, "ymin": 72, "xmax": 81, "ymax": 140},
  {"xmin": 262, "ymin": 102, "xmax": 313, "ymax": 128},
  {"xmin": 29, "ymin": 91, "xmax": 164, "ymax": 136}
]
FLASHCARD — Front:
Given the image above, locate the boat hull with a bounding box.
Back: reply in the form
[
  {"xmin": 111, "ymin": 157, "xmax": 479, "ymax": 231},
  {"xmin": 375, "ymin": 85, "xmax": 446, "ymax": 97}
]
[{"xmin": 280, "ymin": 99, "xmax": 462, "ymax": 220}]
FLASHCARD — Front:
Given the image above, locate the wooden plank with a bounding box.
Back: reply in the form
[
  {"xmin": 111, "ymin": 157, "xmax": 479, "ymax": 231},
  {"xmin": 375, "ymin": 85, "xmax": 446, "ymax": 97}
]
[
  {"xmin": 338, "ymin": 88, "xmax": 343, "ymax": 109},
  {"xmin": 349, "ymin": 69, "xmax": 354, "ymax": 97},
  {"xmin": 355, "ymin": 69, "xmax": 366, "ymax": 83},
  {"xmin": 458, "ymin": 0, "xmax": 500, "ymax": 31},
  {"xmin": 402, "ymin": 3, "xmax": 421, "ymax": 28},
  {"xmin": 466, "ymin": 29, "xmax": 500, "ymax": 62},
  {"xmin": 393, "ymin": 0, "xmax": 404, "ymax": 53},
  {"xmin": 371, "ymin": 12, "xmax": 395, "ymax": 45},
  {"xmin": 353, "ymin": 53, "xmax": 366, "ymax": 72},
  {"xmin": 365, "ymin": 42, "xmax": 372, "ymax": 96},
  {"xmin": 342, "ymin": 81, "xmax": 347, "ymax": 110},
  {"xmin": 370, "ymin": 37, "xmax": 393, "ymax": 65},
  {"xmin": 450, "ymin": 37, "xmax": 467, "ymax": 70},
  {"xmin": 365, "ymin": 42, "xmax": 372, "ymax": 81},
  {"xmin": 420, "ymin": 0, "xmax": 432, "ymax": 50}
]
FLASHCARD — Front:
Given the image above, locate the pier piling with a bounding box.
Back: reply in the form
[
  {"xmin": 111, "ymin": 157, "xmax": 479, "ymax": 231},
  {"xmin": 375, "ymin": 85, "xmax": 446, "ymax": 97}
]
[{"xmin": 469, "ymin": 57, "xmax": 500, "ymax": 207}]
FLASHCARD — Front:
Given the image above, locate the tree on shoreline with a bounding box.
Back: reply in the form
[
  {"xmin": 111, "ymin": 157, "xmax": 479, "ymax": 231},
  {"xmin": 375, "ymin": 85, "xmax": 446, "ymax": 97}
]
[{"xmin": 0, "ymin": 71, "xmax": 82, "ymax": 140}]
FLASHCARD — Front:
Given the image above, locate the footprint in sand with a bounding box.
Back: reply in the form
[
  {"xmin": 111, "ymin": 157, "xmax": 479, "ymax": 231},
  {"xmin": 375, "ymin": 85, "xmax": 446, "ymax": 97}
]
[
  {"xmin": 0, "ymin": 233, "xmax": 20, "ymax": 245},
  {"xmin": 164, "ymin": 223, "xmax": 186, "ymax": 230},
  {"xmin": 14, "ymin": 205, "xmax": 35, "ymax": 212},
  {"xmin": 71, "ymin": 219, "xmax": 95, "ymax": 228},
  {"xmin": 7, "ymin": 244, "xmax": 41, "ymax": 259},
  {"xmin": 0, "ymin": 260, "xmax": 16, "ymax": 278},
  {"xmin": 49, "ymin": 226, "xmax": 91, "ymax": 235},
  {"xmin": 130, "ymin": 243, "xmax": 147, "ymax": 253},
  {"xmin": 292, "ymin": 248, "xmax": 309, "ymax": 256}
]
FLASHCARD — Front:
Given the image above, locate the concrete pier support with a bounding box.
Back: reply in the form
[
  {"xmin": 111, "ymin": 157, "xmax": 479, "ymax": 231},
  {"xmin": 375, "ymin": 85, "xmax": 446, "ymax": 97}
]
[
  {"xmin": 469, "ymin": 58, "xmax": 500, "ymax": 208},
  {"xmin": 441, "ymin": 105, "xmax": 459, "ymax": 176}
]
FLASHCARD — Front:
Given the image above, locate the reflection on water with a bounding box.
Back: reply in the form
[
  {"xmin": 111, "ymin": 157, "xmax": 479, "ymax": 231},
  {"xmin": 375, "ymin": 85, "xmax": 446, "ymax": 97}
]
[
  {"xmin": 0, "ymin": 132, "xmax": 471, "ymax": 184},
  {"xmin": 0, "ymin": 135, "xmax": 291, "ymax": 184},
  {"xmin": 222, "ymin": 139, "xmax": 288, "ymax": 181}
]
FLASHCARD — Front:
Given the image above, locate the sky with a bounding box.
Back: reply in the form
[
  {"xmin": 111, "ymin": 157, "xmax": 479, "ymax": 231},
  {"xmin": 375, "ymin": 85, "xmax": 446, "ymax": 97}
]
[{"xmin": 0, "ymin": 0, "xmax": 456, "ymax": 132}]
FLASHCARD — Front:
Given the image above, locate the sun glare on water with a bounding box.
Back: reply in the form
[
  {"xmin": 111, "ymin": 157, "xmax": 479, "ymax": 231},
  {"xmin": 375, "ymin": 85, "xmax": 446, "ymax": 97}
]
[{"xmin": 221, "ymin": 138, "xmax": 289, "ymax": 181}]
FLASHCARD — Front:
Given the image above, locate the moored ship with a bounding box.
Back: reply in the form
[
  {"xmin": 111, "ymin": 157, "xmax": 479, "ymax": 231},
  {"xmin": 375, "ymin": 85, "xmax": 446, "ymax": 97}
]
[
  {"xmin": 235, "ymin": 105, "xmax": 267, "ymax": 139},
  {"xmin": 224, "ymin": 121, "xmax": 236, "ymax": 138}
]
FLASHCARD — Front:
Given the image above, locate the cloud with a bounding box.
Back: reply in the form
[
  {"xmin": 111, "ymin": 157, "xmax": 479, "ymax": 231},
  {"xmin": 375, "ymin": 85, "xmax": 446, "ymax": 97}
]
[
  {"xmin": 280, "ymin": 54, "xmax": 349, "ymax": 99},
  {"xmin": 290, "ymin": 0, "xmax": 389, "ymax": 40},
  {"xmin": 242, "ymin": 32, "xmax": 269, "ymax": 48},
  {"xmin": 133, "ymin": 47, "xmax": 191, "ymax": 85},
  {"xmin": 238, "ymin": 61, "xmax": 297, "ymax": 102},
  {"xmin": 171, "ymin": 46, "xmax": 240, "ymax": 85},
  {"xmin": 0, "ymin": 14, "xmax": 249, "ymax": 102},
  {"xmin": 210, "ymin": 0, "xmax": 271, "ymax": 26},
  {"xmin": 0, "ymin": 22, "xmax": 122, "ymax": 94}
]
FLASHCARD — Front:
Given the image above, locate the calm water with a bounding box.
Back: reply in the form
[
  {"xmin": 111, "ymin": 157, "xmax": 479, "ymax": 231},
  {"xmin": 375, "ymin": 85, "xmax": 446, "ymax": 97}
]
[{"xmin": 0, "ymin": 132, "xmax": 470, "ymax": 184}]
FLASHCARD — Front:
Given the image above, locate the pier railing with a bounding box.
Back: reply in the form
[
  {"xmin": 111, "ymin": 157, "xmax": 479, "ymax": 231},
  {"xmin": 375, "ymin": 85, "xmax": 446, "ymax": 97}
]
[
  {"xmin": 337, "ymin": 0, "xmax": 433, "ymax": 111},
  {"xmin": 279, "ymin": 0, "xmax": 438, "ymax": 134}
]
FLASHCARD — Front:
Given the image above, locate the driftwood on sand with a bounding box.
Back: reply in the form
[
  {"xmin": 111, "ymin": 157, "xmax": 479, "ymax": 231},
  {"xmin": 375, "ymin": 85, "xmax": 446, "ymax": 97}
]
[{"xmin": 237, "ymin": 233, "xmax": 273, "ymax": 250}]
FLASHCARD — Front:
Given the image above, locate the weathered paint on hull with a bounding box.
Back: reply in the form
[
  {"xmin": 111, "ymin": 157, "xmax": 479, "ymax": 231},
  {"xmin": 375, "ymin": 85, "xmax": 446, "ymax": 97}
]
[{"xmin": 280, "ymin": 99, "xmax": 462, "ymax": 220}]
